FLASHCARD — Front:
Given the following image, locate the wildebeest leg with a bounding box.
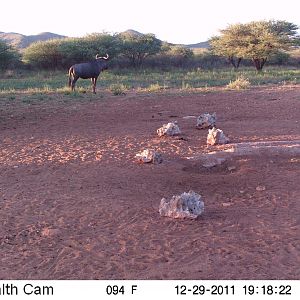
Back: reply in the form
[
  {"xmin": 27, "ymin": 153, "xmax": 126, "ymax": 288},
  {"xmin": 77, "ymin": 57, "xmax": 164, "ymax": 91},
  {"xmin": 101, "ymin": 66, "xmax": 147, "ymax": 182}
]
[
  {"xmin": 71, "ymin": 75, "xmax": 79, "ymax": 92},
  {"xmin": 91, "ymin": 77, "xmax": 98, "ymax": 94}
]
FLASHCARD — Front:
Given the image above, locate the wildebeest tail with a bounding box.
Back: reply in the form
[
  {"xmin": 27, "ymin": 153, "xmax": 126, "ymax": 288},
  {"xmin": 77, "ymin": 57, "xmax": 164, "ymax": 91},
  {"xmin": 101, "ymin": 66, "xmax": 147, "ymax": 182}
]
[{"xmin": 68, "ymin": 67, "xmax": 74, "ymax": 87}]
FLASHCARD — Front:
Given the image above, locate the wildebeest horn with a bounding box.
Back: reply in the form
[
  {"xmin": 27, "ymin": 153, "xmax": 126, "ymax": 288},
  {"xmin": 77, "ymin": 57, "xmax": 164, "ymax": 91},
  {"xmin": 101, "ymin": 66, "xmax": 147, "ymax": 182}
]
[{"xmin": 96, "ymin": 54, "xmax": 109, "ymax": 60}]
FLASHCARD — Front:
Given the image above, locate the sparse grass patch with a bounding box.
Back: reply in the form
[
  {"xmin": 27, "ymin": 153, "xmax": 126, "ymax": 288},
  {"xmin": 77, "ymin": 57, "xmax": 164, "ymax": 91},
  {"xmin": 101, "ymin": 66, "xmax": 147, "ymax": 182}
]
[
  {"xmin": 0, "ymin": 88, "xmax": 16, "ymax": 95},
  {"xmin": 56, "ymin": 86, "xmax": 72, "ymax": 95},
  {"xmin": 109, "ymin": 83, "xmax": 127, "ymax": 95},
  {"xmin": 181, "ymin": 80, "xmax": 193, "ymax": 90},
  {"xmin": 25, "ymin": 84, "xmax": 52, "ymax": 95},
  {"xmin": 68, "ymin": 91, "xmax": 85, "ymax": 98},
  {"xmin": 145, "ymin": 83, "xmax": 167, "ymax": 92},
  {"xmin": 226, "ymin": 75, "xmax": 251, "ymax": 90},
  {"xmin": 77, "ymin": 87, "xmax": 88, "ymax": 94}
]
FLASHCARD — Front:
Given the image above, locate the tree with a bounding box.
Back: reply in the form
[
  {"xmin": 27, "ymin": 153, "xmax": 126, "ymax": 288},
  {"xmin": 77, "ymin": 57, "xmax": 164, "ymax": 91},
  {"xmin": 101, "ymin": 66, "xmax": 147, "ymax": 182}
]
[
  {"xmin": 269, "ymin": 20, "xmax": 299, "ymax": 43},
  {"xmin": 167, "ymin": 45, "xmax": 194, "ymax": 67},
  {"xmin": 242, "ymin": 21, "xmax": 281, "ymax": 71},
  {"xmin": 210, "ymin": 20, "xmax": 299, "ymax": 71},
  {"xmin": 119, "ymin": 32, "xmax": 162, "ymax": 67},
  {"xmin": 210, "ymin": 24, "xmax": 245, "ymax": 69},
  {"xmin": 84, "ymin": 33, "xmax": 122, "ymax": 58},
  {"xmin": 23, "ymin": 39, "xmax": 63, "ymax": 69},
  {"xmin": 23, "ymin": 33, "xmax": 122, "ymax": 69},
  {"xmin": 0, "ymin": 40, "xmax": 20, "ymax": 70},
  {"xmin": 169, "ymin": 45, "xmax": 194, "ymax": 58}
]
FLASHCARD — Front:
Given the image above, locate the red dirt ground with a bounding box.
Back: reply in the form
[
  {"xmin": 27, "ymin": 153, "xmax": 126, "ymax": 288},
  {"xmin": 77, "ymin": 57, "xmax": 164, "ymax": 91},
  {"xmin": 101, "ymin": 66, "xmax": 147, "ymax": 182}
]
[{"xmin": 0, "ymin": 86, "xmax": 299, "ymax": 280}]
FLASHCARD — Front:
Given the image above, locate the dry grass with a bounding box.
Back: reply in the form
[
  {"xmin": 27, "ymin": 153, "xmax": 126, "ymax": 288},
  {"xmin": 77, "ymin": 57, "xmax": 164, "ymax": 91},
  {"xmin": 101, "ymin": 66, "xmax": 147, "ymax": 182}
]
[{"xmin": 226, "ymin": 75, "xmax": 251, "ymax": 90}]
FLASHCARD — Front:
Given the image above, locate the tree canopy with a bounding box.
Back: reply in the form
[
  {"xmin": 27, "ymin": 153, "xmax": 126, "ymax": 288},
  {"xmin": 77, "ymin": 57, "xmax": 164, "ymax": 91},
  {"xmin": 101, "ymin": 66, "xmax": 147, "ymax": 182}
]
[
  {"xmin": 0, "ymin": 40, "xmax": 20, "ymax": 70},
  {"xmin": 210, "ymin": 20, "xmax": 299, "ymax": 70},
  {"xmin": 119, "ymin": 32, "xmax": 162, "ymax": 67},
  {"xmin": 22, "ymin": 32, "xmax": 163, "ymax": 69},
  {"xmin": 23, "ymin": 33, "xmax": 118, "ymax": 69}
]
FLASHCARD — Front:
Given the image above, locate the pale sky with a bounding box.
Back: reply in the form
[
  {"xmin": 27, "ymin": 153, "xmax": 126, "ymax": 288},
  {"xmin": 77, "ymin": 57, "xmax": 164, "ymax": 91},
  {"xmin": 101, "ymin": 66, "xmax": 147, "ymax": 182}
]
[{"xmin": 1, "ymin": 0, "xmax": 299, "ymax": 44}]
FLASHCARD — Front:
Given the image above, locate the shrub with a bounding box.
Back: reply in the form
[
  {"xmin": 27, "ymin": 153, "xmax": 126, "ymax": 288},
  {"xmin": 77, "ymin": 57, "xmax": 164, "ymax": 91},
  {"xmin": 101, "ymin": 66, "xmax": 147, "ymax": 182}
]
[
  {"xmin": 226, "ymin": 75, "xmax": 251, "ymax": 90},
  {"xmin": 23, "ymin": 33, "xmax": 122, "ymax": 70},
  {"xmin": 0, "ymin": 40, "xmax": 20, "ymax": 70},
  {"xmin": 109, "ymin": 83, "xmax": 127, "ymax": 95},
  {"xmin": 23, "ymin": 39, "xmax": 63, "ymax": 69}
]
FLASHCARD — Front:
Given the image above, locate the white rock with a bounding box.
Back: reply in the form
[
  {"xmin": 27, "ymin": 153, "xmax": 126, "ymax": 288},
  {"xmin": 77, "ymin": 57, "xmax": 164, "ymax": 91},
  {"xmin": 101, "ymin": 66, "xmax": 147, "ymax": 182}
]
[
  {"xmin": 207, "ymin": 127, "xmax": 230, "ymax": 146},
  {"xmin": 159, "ymin": 190, "xmax": 204, "ymax": 219},
  {"xmin": 157, "ymin": 121, "xmax": 181, "ymax": 137},
  {"xmin": 136, "ymin": 149, "xmax": 163, "ymax": 164},
  {"xmin": 222, "ymin": 202, "xmax": 232, "ymax": 207},
  {"xmin": 196, "ymin": 113, "xmax": 216, "ymax": 129},
  {"xmin": 227, "ymin": 166, "xmax": 236, "ymax": 171},
  {"xmin": 256, "ymin": 185, "xmax": 266, "ymax": 191}
]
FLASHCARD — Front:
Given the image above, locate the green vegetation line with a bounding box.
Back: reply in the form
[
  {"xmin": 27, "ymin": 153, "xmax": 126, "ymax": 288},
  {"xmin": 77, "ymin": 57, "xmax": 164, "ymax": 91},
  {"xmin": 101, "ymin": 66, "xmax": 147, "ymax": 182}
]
[{"xmin": 0, "ymin": 67, "xmax": 299, "ymax": 93}]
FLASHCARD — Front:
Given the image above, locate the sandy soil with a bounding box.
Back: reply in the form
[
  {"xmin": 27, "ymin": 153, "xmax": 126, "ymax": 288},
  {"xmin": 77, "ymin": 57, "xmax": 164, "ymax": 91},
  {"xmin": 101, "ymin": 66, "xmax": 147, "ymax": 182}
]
[{"xmin": 0, "ymin": 86, "xmax": 299, "ymax": 280}]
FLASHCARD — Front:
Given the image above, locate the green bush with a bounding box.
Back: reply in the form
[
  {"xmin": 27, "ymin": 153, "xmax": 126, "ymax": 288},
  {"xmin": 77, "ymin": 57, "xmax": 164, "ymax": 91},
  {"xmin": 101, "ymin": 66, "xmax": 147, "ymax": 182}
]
[
  {"xmin": 0, "ymin": 40, "xmax": 20, "ymax": 70},
  {"xmin": 269, "ymin": 51, "xmax": 291, "ymax": 65},
  {"xmin": 23, "ymin": 33, "xmax": 122, "ymax": 69},
  {"xmin": 23, "ymin": 39, "xmax": 63, "ymax": 69},
  {"xmin": 58, "ymin": 34, "xmax": 121, "ymax": 67},
  {"xmin": 118, "ymin": 32, "xmax": 162, "ymax": 67}
]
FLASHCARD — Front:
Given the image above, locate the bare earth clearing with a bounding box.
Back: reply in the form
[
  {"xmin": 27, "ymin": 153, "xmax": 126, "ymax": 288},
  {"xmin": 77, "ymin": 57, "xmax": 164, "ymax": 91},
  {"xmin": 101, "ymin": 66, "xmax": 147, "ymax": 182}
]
[{"xmin": 0, "ymin": 86, "xmax": 299, "ymax": 279}]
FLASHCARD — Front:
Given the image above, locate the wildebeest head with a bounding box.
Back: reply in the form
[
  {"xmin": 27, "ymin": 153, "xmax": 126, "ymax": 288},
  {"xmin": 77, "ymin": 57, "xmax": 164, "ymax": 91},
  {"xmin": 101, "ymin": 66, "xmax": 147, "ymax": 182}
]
[{"xmin": 95, "ymin": 53, "xmax": 109, "ymax": 71}]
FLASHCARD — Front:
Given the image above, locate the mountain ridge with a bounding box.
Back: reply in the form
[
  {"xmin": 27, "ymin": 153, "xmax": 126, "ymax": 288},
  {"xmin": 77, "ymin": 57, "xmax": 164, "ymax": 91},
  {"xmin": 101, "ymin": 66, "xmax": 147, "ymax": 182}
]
[
  {"xmin": 0, "ymin": 32, "xmax": 67, "ymax": 49},
  {"xmin": 0, "ymin": 30, "xmax": 209, "ymax": 49}
]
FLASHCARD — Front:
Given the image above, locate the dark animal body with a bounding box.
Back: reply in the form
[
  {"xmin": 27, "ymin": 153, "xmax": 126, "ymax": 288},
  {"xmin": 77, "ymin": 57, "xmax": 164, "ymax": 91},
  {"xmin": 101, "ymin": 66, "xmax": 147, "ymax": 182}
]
[{"xmin": 68, "ymin": 54, "xmax": 109, "ymax": 93}]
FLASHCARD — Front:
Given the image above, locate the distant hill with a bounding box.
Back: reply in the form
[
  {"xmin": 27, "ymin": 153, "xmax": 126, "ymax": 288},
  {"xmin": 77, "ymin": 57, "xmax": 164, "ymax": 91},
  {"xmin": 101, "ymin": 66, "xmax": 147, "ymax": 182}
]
[
  {"xmin": 186, "ymin": 41, "xmax": 210, "ymax": 49},
  {"xmin": 0, "ymin": 32, "xmax": 66, "ymax": 49},
  {"xmin": 119, "ymin": 29, "xmax": 210, "ymax": 49},
  {"xmin": 0, "ymin": 29, "xmax": 209, "ymax": 50},
  {"xmin": 119, "ymin": 29, "xmax": 144, "ymax": 37}
]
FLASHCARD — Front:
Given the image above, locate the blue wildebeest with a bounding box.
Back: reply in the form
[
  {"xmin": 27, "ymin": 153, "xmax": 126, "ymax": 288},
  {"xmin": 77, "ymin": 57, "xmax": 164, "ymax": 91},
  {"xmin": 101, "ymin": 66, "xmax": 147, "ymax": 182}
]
[{"xmin": 68, "ymin": 54, "xmax": 109, "ymax": 93}]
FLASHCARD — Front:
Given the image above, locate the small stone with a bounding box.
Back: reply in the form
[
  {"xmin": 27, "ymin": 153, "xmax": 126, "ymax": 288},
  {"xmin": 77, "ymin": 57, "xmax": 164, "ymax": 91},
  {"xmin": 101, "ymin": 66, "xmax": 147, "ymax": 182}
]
[
  {"xmin": 290, "ymin": 158, "xmax": 300, "ymax": 163},
  {"xmin": 196, "ymin": 113, "xmax": 216, "ymax": 129},
  {"xmin": 136, "ymin": 149, "xmax": 163, "ymax": 164},
  {"xmin": 159, "ymin": 190, "xmax": 204, "ymax": 219},
  {"xmin": 227, "ymin": 166, "xmax": 236, "ymax": 171},
  {"xmin": 157, "ymin": 121, "xmax": 181, "ymax": 137},
  {"xmin": 207, "ymin": 127, "xmax": 230, "ymax": 146},
  {"xmin": 222, "ymin": 202, "xmax": 232, "ymax": 207},
  {"xmin": 256, "ymin": 185, "xmax": 266, "ymax": 191}
]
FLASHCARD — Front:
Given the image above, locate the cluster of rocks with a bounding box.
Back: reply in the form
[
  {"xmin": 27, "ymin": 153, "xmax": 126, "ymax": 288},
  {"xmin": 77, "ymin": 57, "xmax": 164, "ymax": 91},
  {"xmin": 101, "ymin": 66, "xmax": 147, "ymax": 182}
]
[
  {"xmin": 151, "ymin": 113, "xmax": 229, "ymax": 146},
  {"xmin": 197, "ymin": 112, "xmax": 229, "ymax": 145},
  {"xmin": 135, "ymin": 112, "xmax": 231, "ymax": 220}
]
